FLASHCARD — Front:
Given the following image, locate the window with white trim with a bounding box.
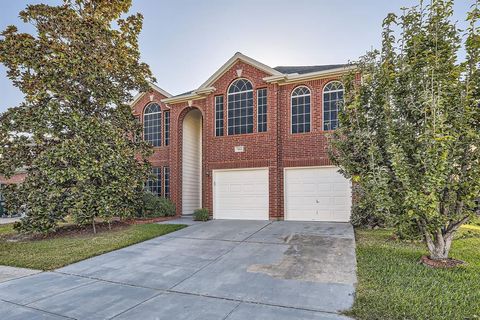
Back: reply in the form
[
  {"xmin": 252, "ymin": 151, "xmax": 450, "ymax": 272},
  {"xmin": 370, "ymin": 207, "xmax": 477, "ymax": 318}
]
[
  {"xmin": 227, "ymin": 79, "xmax": 254, "ymax": 135},
  {"xmin": 164, "ymin": 111, "xmax": 170, "ymax": 146},
  {"xmin": 291, "ymin": 86, "xmax": 311, "ymax": 134},
  {"xmin": 323, "ymin": 81, "xmax": 344, "ymax": 131},
  {"xmin": 215, "ymin": 95, "xmax": 224, "ymax": 136},
  {"xmin": 143, "ymin": 103, "xmax": 161, "ymax": 147},
  {"xmin": 257, "ymin": 88, "xmax": 267, "ymax": 132},
  {"xmin": 164, "ymin": 166, "xmax": 170, "ymax": 198},
  {"xmin": 145, "ymin": 167, "xmax": 161, "ymax": 196}
]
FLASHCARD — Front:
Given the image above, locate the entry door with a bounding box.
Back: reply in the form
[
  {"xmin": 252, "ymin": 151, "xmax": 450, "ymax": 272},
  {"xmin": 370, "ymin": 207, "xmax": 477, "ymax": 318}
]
[
  {"xmin": 284, "ymin": 166, "xmax": 351, "ymax": 222},
  {"xmin": 213, "ymin": 168, "xmax": 269, "ymax": 220}
]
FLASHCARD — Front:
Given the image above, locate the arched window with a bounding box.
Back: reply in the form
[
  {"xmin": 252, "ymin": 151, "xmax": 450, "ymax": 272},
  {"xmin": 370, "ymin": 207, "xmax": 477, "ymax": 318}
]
[
  {"xmin": 143, "ymin": 103, "xmax": 161, "ymax": 147},
  {"xmin": 228, "ymin": 79, "xmax": 254, "ymax": 135},
  {"xmin": 291, "ymin": 86, "xmax": 311, "ymax": 134},
  {"xmin": 323, "ymin": 81, "xmax": 344, "ymax": 131}
]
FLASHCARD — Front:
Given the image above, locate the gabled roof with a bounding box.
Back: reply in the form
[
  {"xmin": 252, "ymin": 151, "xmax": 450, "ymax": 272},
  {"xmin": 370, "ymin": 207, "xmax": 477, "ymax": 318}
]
[
  {"xmin": 130, "ymin": 82, "xmax": 172, "ymax": 107},
  {"xmin": 198, "ymin": 52, "xmax": 283, "ymax": 90},
  {"xmin": 162, "ymin": 53, "xmax": 356, "ymax": 104},
  {"xmin": 273, "ymin": 64, "xmax": 349, "ymax": 75}
]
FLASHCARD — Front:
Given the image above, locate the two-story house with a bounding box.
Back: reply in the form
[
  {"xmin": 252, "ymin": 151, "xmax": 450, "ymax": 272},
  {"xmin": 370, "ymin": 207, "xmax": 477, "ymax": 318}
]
[{"xmin": 131, "ymin": 52, "xmax": 355, "ymax": 221}]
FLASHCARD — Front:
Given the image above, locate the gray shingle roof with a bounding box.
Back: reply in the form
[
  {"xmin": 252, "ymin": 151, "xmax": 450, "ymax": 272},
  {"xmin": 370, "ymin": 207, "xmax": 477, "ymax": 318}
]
[{"xmin": 273, "ymin": 64, "xmax": 349, "ymax": 75}]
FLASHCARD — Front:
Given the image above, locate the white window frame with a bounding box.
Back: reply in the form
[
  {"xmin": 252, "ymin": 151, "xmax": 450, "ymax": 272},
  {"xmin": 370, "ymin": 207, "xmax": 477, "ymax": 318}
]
[
  {"xmin": 290, "ymin": 86, "xmax": 312, "ymax": 134},
  {"xmin": 322, "ymin": 81, "xmax": 344, "ymax": 131},
  {"xmin": 227, "ymin": 78, "xmax": 254, "ymax": 135},
  {"xmin": 143, "ymin": 103, "xmax": 162, "ymax": 147},
  {"xmin": 257, "ymin": 88, "xmax": 268, "ymax": 132},
  {"xmin": 214, "ymin": 95, "xmax": 224, "ymax": 137}
]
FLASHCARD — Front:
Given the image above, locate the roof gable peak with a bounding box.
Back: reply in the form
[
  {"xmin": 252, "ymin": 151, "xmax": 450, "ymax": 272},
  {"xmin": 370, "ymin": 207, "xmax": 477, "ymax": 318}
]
[{"xmin": 198, "ymin": 52, "xmax": 282, "ymax": 89}]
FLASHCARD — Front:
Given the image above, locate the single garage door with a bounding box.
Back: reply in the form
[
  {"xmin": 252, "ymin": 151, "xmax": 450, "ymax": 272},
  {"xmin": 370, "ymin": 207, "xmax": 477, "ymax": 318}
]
[
  {"xmin": 284, "ymin": 166, "xmax": 351, "ymax": 222},
  {"xmin": 213, "ymin": 168, "xmax": 269, "ymax": 220}
]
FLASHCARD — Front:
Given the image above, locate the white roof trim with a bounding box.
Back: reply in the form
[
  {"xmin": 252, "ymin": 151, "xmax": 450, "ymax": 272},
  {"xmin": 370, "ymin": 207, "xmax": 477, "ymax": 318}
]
[
  {"xmin": 264, "ymin": 65, "xmax": 357, "ymax": 84},
  {"xmin": 161, "ymin": 87, "xmax": 216, "ymax": 104},
  {"xmin": 198, "ymin": 52, "xmax": 282, "ymax": 90},
  {"xmin": 130, "ymin": 82, "xmax": 173, "ymax": 107}
]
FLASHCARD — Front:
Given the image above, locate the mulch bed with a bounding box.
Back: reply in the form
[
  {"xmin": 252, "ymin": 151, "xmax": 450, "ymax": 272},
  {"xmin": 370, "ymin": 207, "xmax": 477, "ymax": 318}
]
[
  {"xmin": 2, "ymin": 216, "xmax": 178, "ymax": 242},
  {"xmin": 420, "ymin": 255, "xmax": 466, "ymax": 268}
]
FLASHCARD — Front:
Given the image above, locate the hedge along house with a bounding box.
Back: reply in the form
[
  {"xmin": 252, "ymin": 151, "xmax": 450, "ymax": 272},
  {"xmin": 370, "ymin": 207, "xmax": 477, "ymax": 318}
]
[{"xmin": 131, "ymin": 52, "xmax": 356, "ymax": 221}]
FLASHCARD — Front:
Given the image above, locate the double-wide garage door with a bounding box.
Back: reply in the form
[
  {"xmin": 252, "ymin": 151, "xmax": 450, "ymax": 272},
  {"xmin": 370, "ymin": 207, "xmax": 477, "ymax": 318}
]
[{"xmin": 212, "ymin": 166, "xmax": 351, "ymax": 222}]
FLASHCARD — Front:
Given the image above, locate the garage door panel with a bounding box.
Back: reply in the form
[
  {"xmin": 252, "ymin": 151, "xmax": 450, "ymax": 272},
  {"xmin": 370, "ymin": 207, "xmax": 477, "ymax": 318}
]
[
  {"xmin": 285, "ymin": 167, "xmax": 351, "ymax": 222},
  {"xmin": 214, "ymin": 169, "xmax": 269, "ymax": 220}
]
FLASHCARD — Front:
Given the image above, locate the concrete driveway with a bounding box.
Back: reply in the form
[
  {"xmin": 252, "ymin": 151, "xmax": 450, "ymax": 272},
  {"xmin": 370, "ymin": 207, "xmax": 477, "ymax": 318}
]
[{"xmin": 0, "ymin": 220, "xmax": 356, "ymax": 320}]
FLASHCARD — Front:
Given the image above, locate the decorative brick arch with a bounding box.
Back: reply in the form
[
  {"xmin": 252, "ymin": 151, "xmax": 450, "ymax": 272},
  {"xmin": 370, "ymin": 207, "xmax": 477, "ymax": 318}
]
[{"xmin": 171, "ymin": 106, "xmax": 206, "ymax": 216}]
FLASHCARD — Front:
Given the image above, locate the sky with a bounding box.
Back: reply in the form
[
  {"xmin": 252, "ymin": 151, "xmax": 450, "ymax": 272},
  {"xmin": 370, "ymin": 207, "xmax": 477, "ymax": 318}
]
[{"xmin": 0, "ymin": 0, "xmax": 473, "ymax": 113}]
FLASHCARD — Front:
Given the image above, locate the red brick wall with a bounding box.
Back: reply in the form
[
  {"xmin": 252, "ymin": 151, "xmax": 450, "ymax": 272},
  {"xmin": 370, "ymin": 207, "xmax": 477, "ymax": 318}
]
[
  {"xmin": 133, "ymin": 61, "xmax": 348, "ymax": 220},
  {"xmin": 0, "ymin": 173, "xmax": 26, "ymax": 185},
  {"xmin": 132, "ymin": 89, "xmax": 171, "ymax": 169}
]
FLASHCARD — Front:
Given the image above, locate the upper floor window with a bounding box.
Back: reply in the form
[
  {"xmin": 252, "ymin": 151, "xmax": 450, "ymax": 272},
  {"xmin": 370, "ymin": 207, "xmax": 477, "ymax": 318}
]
[
  {"xmin": 227, "ymin": 79, "xmax": 254, "ymax": 135},
  {"xmin": 323, "ymin": 81, "xmax": 344, "ymax": 131},
  {"xmin": 215, "ymin": 95, "xmax": 224, "ymax": 136},
  {"xmin": 291, "ymin": 86, "xmax": 311, "ymax": 134},
  {"xmin": 257, "ymin": 88, "xmax": 267, "ymax": 132},
  {"xmin": 143, "ymin": 103, "xmax": 161, "ymax": 147},
  {"xmin": 164, "ymin": 111, "xmax": 170, "ymax": 146}
]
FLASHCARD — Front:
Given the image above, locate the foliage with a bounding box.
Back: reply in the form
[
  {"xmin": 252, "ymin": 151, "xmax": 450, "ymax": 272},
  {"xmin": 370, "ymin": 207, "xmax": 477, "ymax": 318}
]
[
  {"xmin": 348, "ymin": 228, "xmax": 480, "ymax": 320},
  {"xmin": 0, "ymin": 0, "xmax": 154, "ymax": 234},
  {"xmin": 141, "ymin": 192, "xmax": 176, "ymax": 218},
  {"xmin": 329, "ymin": 0, "xmax": 480, "ymax": 260},
  {"xmin": 193, "ymin": 208, "xmax": 209, "ymax": 221},
  {"xmin": 0, "ymin": 223, "xmax": 185, "ymax": 270},
  {"xmin": 350, "ymin": 184, "xmax": 387, "ymax": 228}
]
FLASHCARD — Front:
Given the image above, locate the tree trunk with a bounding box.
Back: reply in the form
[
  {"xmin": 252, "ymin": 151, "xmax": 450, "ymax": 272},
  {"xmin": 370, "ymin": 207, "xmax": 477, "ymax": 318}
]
[
  {"xmin": 424, "ymin": 229, "xmax": 453, "ymax": 260},
  {"xmin": 92, "ymin": 219, "xmax": 96, "ymax": 234}
]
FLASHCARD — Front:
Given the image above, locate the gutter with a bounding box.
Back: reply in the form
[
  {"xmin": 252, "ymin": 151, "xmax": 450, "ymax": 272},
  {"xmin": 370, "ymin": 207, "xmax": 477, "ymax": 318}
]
[{"xmin": 264, "ymin": 65, "xmax": 357, "ymax": 85}]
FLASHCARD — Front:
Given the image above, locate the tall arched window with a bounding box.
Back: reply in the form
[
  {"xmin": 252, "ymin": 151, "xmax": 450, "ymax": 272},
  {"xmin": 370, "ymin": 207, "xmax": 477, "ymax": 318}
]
[
  {"xmin": 291, "ymin": 86, "xmax": 311, "ymax": 134},
  {"xmin": 143, "ymin": 103, "xmax": 161, "ymax": 147},
  {"xmin": 228, "ymin": 79, "xmax": 254, "ymax": 135},
  {"xmin": 323, "ymin": 81, "xmax": 344, "ymax": 131}
]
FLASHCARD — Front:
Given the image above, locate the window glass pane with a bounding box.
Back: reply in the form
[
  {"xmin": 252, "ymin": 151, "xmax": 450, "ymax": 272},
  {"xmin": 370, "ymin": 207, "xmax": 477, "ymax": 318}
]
[
  {"xmin": 143, "ymin": 103, "xmax": 162, "ymax": 146},
  {"xmin": 215, "ymin": 96, "xmax": 224, "ymax": 136},
  {"xmin": 145, "ymin": 167, "xmax": 162, "ymax": 196},
  {"xmin": 164, "ymin": 111, "xmax": 170, "ymax": 146},
  {"xmin": 257, "ymin": 88, "xmax": 267, "ymax": 132},
  {"xmin": 228, "ymin": 79, "xmax": 253, "ymax": 135},
  {"xmin": 323, "ymin": 82, "xmax": 344, "ymax": 131},
  {"xmin": 291, "ymin": 87, "xmax": 311, "ymax": 134},
  {"xmin": 164, "ymin": 167, "xmax": 170, "ymax": 198}
]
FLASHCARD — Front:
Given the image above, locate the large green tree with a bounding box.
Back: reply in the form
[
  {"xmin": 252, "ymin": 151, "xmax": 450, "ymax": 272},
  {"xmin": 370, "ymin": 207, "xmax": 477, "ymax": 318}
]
[
  {"xmin": 0, "ymin": 0, "xmax": 154, "ymax": 233},
  {"xmin": 330, "ymin": 0, "xmax": 479, "ymax": 261}
]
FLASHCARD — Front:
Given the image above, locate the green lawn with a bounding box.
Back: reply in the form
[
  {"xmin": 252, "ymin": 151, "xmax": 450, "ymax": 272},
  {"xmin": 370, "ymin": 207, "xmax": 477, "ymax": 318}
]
[
  {"xmin": 0, "ymin": 223, "xmax": 185, "ymax": 270},
  {"xmin": 348, "ymin": 227, "xmax": 480, "ymax": 320}
]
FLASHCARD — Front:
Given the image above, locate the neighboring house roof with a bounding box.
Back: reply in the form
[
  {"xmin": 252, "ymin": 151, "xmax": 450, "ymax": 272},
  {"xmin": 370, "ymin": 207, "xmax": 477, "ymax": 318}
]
[
  {"xmin": 130, "ymin": 82, "xmax": 173, "ymax": 107},
  {"xmin": 273, "ymin": 64, "xmax": 349, "ymax": 75}
]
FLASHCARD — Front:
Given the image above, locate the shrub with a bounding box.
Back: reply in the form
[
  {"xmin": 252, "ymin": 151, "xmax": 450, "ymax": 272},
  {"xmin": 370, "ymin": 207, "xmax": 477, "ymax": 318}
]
[
  {"xmin": 141, "ymin": 192, "xmax": 176, "ymax": 218},
  {"xmin": 193, "ymin": 208, "xmax": 209, "ymax": 221}
]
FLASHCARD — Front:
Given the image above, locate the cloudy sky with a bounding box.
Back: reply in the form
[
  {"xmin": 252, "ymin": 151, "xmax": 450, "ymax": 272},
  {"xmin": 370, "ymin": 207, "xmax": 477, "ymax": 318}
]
[{"xmin": 0, "ymin": 0, "xmax": 472, "ymax": 113}]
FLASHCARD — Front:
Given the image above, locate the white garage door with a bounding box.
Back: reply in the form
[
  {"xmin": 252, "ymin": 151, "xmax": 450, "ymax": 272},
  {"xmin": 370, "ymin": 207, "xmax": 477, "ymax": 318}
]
[
  {"xmin": 213, "ymin": 168, "xmax": 269, "ymax": 220},
  {"xmin": 284, "ymin": 166, "xmax": 351, "ymax": 222}
]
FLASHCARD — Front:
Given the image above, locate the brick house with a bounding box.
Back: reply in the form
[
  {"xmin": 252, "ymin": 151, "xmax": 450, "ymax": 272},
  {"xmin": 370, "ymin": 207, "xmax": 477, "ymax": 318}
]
[{"xmin": 132, "ymin": 52, "xmax": 356, "ymax": 221}]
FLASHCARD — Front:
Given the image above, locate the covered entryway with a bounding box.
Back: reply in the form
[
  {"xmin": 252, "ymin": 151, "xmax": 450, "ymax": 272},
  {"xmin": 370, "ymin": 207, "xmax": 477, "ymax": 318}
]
[
  {"xmin": 182, "ymin": 109, "xmax": 202, "ymax": 215},
  {"xmin": 284, "ymin": 166, "xmax": 351, "ymax": 222},
  {"xmin": 213, "ymin": 168, "xmax": 269, "ymax": 220}
]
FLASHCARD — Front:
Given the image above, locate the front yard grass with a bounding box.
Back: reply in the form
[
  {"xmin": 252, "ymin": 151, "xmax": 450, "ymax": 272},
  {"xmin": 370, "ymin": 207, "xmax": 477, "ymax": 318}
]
[
  {"xmin": 348, "ymin": 226, "xmax": 480, "ymax": 320},
  {"xmin": 0, "ymin": 223, "xmax": 185, "ymax": 270}
]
